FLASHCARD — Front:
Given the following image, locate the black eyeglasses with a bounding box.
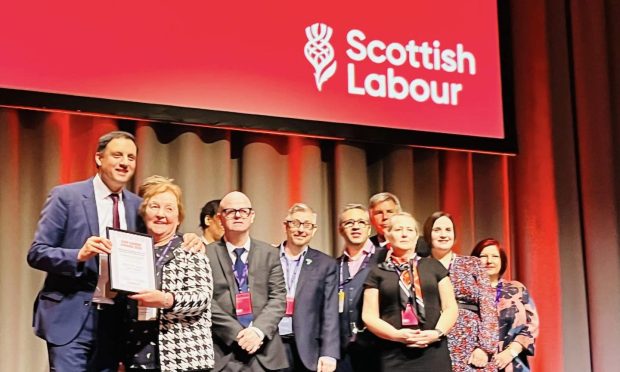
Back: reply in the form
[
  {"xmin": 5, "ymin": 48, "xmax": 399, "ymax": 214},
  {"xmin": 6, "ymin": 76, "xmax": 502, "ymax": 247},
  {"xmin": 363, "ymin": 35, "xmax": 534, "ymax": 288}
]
[
  {"xmin": 221, "ymin": 208, "xmax": 253, "ymax": 219},
  {"xmin": 285, "ymin": 220, "xmax": 316, "ymax": 230},
  {"xmin": 341, "ymin": 219, "xmax": 370, "ymax": 229}
]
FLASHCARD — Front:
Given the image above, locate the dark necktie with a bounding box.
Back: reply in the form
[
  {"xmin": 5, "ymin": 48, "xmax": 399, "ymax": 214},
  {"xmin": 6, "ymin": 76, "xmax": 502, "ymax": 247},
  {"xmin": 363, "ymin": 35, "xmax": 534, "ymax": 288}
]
[
  {"xmin": 110, "ymin": 193, "xmax": 120, "ymax": 229},
  {"xmin": 233, "ymin": 248, "xmax": 252, "ymax": 326},
  {"xmin": 234, "ymin": 248, "xmax": 248, "ymax": 291}
]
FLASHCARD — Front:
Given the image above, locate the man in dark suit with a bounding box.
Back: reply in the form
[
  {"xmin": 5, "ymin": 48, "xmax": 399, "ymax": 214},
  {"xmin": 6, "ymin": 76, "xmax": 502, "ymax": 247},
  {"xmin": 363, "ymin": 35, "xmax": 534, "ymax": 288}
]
[
  {"xmin": 27, "ymin": 131, "xmax": 141, "ymax": 371},
  {"xmin": 276, "ymin": 203, "xmax": 339, "ymax": 372},
  {"xmin": 368, "ymin": 192, "xmax": 430, "ymax": 257},
  {"xmin": 336, "ymin": 204, "xmax": 385, "ymax": 372},
  {"xmin": 206, "ymin": 191, "xmax": 288, "ymax": 371}
]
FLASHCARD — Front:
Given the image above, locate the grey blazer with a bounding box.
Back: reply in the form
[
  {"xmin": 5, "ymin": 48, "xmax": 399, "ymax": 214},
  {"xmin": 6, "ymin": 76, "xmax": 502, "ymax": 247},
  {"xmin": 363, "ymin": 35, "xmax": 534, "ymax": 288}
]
[{"xmin": 206, "ymin": 238, "xmax": 287, "ymax": 371}]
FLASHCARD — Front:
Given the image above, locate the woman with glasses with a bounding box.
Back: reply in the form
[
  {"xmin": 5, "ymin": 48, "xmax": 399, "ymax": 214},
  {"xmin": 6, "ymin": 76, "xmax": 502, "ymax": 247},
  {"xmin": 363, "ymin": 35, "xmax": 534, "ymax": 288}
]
[
  {"xmin": 121, "ymin": 176, "xmax": 214, "ymax": 371},
  {"xmin": 471, "ymin": 239, "xmax": 539, "ymax": 372},
  {"xmin": 362, "ymin": 212, "xmax": 458, "ymax": 372}
]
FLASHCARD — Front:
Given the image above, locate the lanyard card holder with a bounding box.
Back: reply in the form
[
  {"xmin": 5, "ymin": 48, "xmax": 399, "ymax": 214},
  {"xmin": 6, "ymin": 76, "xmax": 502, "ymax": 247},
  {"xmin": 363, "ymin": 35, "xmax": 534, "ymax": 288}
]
[{"xmin": 236, "ymin": 292, "xmax": 253, "ymax": 316}]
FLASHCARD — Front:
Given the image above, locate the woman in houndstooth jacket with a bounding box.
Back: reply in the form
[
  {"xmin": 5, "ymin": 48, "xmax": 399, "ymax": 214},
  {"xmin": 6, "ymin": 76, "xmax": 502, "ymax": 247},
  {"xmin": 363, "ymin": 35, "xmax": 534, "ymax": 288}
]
[{"xmin": 121, "ymin": 175, "xmax": 214, "ymax": 372}]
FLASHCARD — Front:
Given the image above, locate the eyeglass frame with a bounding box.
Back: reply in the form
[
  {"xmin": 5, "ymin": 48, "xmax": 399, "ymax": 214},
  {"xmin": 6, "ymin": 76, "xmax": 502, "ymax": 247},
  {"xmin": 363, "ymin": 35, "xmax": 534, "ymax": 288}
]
[
  {"xmin": 220, "ymin": 207, "xmax": 253, "ymax": 219},
  {"xmin": 284, "ymin": 219, "xmax": 317, "ymax": 230},
  {"xmin": 341, "ymin": 219, "xmax": 370, "ymax": 229}
]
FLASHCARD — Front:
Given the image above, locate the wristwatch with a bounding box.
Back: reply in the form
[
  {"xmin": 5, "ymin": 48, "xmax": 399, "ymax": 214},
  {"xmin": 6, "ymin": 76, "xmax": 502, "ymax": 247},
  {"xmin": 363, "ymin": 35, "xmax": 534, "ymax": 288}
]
[{"xmin": 434, "ymin": 329, "xmax": 445, "ymax": 338}]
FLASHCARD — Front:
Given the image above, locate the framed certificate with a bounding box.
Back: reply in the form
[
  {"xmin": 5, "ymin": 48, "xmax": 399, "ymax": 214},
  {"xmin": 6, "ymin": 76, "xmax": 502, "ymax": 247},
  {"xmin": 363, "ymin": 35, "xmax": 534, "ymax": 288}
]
[{"xmin": 107, "ymin": 227, "xmax": 156, "ymax": 293}]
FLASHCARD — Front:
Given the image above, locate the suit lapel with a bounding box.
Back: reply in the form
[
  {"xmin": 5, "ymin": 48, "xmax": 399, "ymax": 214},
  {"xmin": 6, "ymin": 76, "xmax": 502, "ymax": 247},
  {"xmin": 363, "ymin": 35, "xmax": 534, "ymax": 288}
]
[
  {"xmin": 214, "ymin": 241, "xmax": 238, "ymax": 306},
  {"xmin": 247, "ymin": 240, "xmax": 257, "ymax": 295},
  {"xmin": 82, "ymin": 181, "xmax": 99, "ymax": 236},
  {"xmin": 295, "ymin": 248, "xmax": 316, "ymax": 297},
  {"xmin": 122, "ymin": 191, "xmax": 138, "ymax": 230}
]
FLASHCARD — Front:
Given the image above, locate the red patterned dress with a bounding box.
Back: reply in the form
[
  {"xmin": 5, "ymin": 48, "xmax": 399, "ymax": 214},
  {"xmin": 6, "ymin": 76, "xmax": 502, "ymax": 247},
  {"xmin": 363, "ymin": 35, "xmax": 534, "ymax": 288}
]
[{"xmin": 447, "ymin": 255, "xmax": 499, "ymax": 372}]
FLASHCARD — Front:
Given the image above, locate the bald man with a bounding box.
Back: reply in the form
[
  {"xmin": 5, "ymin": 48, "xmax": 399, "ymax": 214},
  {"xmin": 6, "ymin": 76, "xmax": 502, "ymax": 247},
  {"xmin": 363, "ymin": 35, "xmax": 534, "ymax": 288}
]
[{"xmin": 205, "ymin": 191, "xmax": 288, "ymax": 371}]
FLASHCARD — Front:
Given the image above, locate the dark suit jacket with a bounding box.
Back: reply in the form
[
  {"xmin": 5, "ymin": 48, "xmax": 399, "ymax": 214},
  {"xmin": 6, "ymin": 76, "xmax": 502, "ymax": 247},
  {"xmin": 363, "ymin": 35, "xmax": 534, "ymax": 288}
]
[
  {"xmin": 27, "ymin": 178, "xmax": 142, "ymax": 345},
  {"xmin": 289, "ymin": 247, "xmax": 340, "ymax": 370},
  {"xmin": 206, "ymin": 238, "xmax": 288, "ymax": 371},
  {"xmin": 336, "ymin": 246, "xmax": 386, "ymax": 350}
]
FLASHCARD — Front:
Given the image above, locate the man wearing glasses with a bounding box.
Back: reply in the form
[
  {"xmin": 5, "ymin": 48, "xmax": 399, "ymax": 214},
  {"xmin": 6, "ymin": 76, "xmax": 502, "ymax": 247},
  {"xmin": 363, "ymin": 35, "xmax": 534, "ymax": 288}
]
[
  {"xmin": 336, "ymin": 204, "xmax": 384, "ymax": 372},
  {"xmin": 205, "ymin": 191, "xmax": 288, "ymax": 372},
  {"xmin": 275, "ymin": 203, "xmax": 339, "ymax": 372}
]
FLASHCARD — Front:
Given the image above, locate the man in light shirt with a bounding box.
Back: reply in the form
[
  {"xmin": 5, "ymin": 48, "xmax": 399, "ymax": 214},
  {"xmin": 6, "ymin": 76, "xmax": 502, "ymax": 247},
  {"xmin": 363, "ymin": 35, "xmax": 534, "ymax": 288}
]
[
  {"xmin": 336, "ymin": 204, "xmax": 383, "ymax": 372},
  {"xmin": 276, "ymin": 203, "xmax": 339, "ymax": 372},
  {"xmin": 28, "ymin": 131, "xmax": 141, "ymax": 371}
]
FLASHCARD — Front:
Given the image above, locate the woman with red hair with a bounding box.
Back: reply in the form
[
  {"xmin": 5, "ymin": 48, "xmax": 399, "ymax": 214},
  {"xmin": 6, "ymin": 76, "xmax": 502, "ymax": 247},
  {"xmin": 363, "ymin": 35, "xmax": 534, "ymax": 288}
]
[{"xmin": 471, "ymin": 238, "xmax": 539, "ymax": 372}]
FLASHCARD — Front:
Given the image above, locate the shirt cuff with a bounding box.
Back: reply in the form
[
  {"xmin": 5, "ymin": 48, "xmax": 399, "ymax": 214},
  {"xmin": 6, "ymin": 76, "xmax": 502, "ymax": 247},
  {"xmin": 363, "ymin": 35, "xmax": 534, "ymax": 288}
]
[{"xmin": 249, "ymin": 326, "xmax": 265, "ymax": 341}]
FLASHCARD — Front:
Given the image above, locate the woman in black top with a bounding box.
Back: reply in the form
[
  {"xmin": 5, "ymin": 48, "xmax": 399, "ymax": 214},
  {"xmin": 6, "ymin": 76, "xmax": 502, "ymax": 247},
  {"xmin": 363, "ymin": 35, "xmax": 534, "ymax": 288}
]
[{"xmin": 362, "ymin": 212, "xmax": 458, "ymax": 372}]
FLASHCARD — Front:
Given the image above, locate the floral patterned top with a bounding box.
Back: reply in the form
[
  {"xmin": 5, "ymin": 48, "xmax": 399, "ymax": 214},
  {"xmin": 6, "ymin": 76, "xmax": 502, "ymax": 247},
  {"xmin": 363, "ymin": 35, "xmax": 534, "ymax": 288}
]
[
  {"xmin": 447, "ymin": 255, "xmax": 499, "ymax": 372},
  {"xmin": 495, "ymin": 279, "xmax": 539, "ymax": 372}
]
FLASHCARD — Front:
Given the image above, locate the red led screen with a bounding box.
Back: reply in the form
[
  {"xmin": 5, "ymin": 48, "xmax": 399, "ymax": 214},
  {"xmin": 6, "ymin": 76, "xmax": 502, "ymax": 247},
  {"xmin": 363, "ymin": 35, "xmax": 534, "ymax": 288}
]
[{"xmin": 0, "ymin": 0, "xmax": 513, "ymax": 152}]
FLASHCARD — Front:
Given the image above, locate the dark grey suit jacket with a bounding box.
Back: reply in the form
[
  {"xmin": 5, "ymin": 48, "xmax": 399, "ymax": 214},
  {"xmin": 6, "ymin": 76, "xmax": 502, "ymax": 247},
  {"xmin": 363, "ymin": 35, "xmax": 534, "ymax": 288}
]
[{"xmin": 206, "ymin": 238, "xmax": 287, "ymax": 371}]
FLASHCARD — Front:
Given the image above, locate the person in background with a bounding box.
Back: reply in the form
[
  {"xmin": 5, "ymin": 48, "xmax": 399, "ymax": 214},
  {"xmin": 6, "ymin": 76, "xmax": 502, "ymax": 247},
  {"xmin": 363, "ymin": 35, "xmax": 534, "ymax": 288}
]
[
  {"xmin": 424, "ymin": 211, "xmax": 498, "ymax": 372},
  {"xmin": 368, "ymin": 192, "xmax": 430, "ymax": 256},
  {"xmin": 200, "ymin": 199, "xmax": 224, "ymax": 245},
  {"xmin": 122, "ymin": 175, "xmax": 214, "ymax": 371},
  {"xmin": 362, "ymin": 212, "xmax": 457, "ymax": 372},
  {"xmin": 205, "ymin": 191, "xmax": 288, "ymax": 371},
  {"xmin": 335, "ymin": 204, "xmax": 383, "ymax": 372},
  {"xmin": 471, "ymin": 238, "xmax": 539, "ymax": 372},
  {"xmin": 276, "ymin": 203, "xmax": 339, "ymax": 372}
]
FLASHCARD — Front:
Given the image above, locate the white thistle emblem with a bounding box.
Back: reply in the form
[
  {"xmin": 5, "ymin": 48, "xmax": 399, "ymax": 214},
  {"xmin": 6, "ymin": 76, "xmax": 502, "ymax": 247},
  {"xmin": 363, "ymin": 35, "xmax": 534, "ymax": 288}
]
[{"xmin": 304, "ymin": 23, "xmax": 337, "ymax": 91}]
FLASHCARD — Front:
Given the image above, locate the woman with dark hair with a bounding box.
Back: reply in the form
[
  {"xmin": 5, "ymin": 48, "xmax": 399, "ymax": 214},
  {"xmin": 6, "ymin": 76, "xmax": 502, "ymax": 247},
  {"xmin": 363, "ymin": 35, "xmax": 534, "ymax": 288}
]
[
  {"xmin": 423, "ymin": 212, "xmax": 498, "ymax": 372},
  {"xmin": 471, "ymin": 239, "xmax": 539, "ymax": 372},
  {"xmin": 362, "ymin": 212, "xmax": 458, "ymax": 372}
]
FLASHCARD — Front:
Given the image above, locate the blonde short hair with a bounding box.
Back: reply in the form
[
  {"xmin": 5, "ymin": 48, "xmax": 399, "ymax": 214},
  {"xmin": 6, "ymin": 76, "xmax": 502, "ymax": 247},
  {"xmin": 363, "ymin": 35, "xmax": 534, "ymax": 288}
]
[{"xmin": 386, "ymin": 212, "xmax": 419, "ymax": 234}]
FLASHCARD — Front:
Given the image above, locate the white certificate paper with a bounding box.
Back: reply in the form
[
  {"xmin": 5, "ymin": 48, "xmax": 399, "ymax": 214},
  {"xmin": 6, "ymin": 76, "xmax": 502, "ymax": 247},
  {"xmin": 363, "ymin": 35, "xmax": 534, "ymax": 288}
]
[{"xmin": 107, "ymin": 228, "xmax": 156, "ymax": 293}]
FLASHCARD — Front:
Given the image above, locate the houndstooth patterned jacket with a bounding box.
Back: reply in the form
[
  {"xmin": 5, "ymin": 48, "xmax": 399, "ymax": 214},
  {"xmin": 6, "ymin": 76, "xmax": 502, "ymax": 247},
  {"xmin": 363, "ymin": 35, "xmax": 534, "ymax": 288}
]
[{"xmin": 159, "ymin": 243, "xmax": 214, "ymax": 371}]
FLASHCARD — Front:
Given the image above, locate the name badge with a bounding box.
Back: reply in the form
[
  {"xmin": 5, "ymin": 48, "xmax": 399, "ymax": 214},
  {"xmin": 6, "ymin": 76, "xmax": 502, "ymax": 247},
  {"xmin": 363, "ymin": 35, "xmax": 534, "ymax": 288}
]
[
  {"xmin": 236, "ymin": 292, "xmax": 253, "ymax": 316},
  {"xmin": 401, "ymin": 303, "xmax": 419, "ymax": 327},
  {"xmin": 338, "ymin": 290, "xmax": 345, "ymax": 313},
  {"xmin": 285, "ymin": 296, "xmax": 295, "ymax": 316}
]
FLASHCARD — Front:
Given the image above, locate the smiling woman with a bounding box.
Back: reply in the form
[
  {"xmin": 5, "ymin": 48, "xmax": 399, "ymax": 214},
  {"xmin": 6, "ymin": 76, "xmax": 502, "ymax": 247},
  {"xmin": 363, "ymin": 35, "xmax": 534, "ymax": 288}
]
[
  {"xmin": 119, "ymin": 175, "xmax": 214, "ymax": 372},
  {"xmin": 471, "ymin": 239, "xmax": 539, "ymax": 372},
  {"xmin": 424, "ymin": 211, "xmax": 498, "ymax": 372}
]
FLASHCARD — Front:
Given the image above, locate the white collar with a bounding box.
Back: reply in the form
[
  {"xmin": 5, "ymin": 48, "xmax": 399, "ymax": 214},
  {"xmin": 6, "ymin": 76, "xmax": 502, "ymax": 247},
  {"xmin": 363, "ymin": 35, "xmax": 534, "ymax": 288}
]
[
  {"xmin": 225, "ymin": 237, "xmax": 251, "ymax": 254},
  {"xmin": 93, "ymin": 174, "xmax": 123, "ymax": 202}
]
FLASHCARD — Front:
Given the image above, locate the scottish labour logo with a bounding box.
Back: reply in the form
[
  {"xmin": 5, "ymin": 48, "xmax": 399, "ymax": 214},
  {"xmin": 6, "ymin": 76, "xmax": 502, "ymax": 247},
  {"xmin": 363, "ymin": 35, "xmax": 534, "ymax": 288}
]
[{"xmin": 304, "ymin": 23, "xmax": 337, "ymax": 91}]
